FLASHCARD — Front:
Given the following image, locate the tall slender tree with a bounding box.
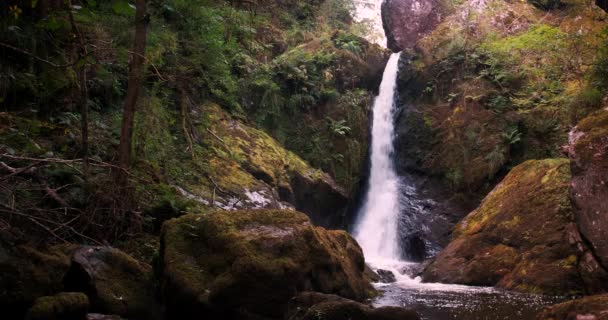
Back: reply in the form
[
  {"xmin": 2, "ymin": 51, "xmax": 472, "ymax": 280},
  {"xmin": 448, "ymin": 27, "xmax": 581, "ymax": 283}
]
[{"xmin": 117, "ymin": 0, "xmax": 149, "ymax": 183}]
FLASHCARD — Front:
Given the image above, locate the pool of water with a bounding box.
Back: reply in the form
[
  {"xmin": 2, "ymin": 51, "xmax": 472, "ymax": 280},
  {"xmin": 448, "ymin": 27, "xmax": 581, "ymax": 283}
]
[{"xmin": 368, "ymin": 260, "xmax": 568, "ymax": 320}]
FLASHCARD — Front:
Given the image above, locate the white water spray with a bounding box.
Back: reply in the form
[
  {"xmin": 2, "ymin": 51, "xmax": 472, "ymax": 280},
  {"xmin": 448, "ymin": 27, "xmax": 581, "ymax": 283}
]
[{"xmin": 354, "ymin": 52, "xmax": 402, "ymax": 263}]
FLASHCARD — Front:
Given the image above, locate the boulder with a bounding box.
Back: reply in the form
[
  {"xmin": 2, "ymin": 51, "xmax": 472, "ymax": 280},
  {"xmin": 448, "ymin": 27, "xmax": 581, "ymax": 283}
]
[
  {"xmin": 285, "ymin": 292, "xmax": 419, "ymax": 320},
  {"xmin": 63, "ymin": 246, "xmax": 160, "ymax": 320},
  {"xmin": 567, "ymin": 111, "xmax": 608, "ymax": 275},
  {"xmin": 537, "ymin": 294, "xmax": 608, "ymax": 320},
  {"xmin": 26, "ymin": 292, "xmax": 89, "ymax": 320},
  {"xmin": 375, "ymin": 269, "xmax": 397, "ymax": 283},
  {"xmin": 159, "ymin": 209, "xmax": 374, "ymax": 320},
  {"xmin": 422, "ymin": 159, "xmax": 589, "ymax": 294},
  {"xmin": 0, "ymin": 233, "xmax": 76, "ymax": 319},
  {"xmin": 381, "ymin": 0, "xmax": 445, "ymax": 52}
]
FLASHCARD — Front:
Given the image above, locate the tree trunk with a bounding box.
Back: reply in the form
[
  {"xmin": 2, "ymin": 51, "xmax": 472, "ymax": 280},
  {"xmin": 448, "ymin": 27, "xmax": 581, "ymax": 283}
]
[{"xmin": 117, "ymin": 0, "xmax": 149, "ymax": 183}]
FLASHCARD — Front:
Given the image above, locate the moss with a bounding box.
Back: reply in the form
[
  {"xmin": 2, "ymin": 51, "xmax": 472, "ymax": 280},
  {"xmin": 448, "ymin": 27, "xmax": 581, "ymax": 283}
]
[
  {"xmin": 573, "ymin": 110, "xmax": 608, "ymax": 163},
  {"xmin": 64, "ymin": 247, "xmax": 159, "ymax": 320},
  {"xmin": 425, "ymin": 159, "xmax": 584, "ymax": 294},
  {"xmin": 159, "ymin": 209, "xmax": 373, "ymax": 319},
  {"xmin": 26, "ymin": 292, "xmax": 89, "ymax": 320}
]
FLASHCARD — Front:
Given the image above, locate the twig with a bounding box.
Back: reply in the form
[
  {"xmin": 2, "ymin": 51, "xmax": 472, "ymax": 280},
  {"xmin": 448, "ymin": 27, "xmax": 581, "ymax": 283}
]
[
  {"xmin": 0, "ymin": 42, "xmax": 75, "ymax": 68},
  {"xmin": 206, "ymin": 128, "xmax": 227, "ymax": 145}
]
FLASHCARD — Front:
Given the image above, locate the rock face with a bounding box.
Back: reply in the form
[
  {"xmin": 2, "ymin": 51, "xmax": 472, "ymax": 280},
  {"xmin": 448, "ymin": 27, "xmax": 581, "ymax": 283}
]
[
  {"xmin": 63, "ymin": 247, "xmax": 160, "ymax": 320},
  {"xmin": 567, "ymin": 111, "xmax": 608, "ymax": 276},
  {"xmin": 537, "ymin": 294, "xmax": 608, "ymax": 320},
  {"xmin": 184, "ymin": 104, "xmax": 349, "ymax": 228},
  {"xmin": 423, "ymin": 159, "xmax": 593, "ymax": 294},
  {"xmin": 285, "ymin": 292, "xmax": 420, "ymax": 320},
  {"xmin": 381, "ymin": 0, "xmax": 445, "ymax": 52},
  {"xmin": 159, "ymin": 209, "xmax": 373, "ymax": 320}
]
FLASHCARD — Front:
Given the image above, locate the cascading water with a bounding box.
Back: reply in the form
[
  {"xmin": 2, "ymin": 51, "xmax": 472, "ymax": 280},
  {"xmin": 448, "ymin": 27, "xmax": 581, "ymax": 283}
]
[{"xmin": 353, "ymin": 52, "xmax": 403, "ymax": 263}]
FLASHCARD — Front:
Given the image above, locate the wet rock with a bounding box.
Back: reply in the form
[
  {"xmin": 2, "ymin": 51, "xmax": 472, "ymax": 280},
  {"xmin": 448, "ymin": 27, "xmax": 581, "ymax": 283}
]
[
  {"xmin": 423, "ymin": 159, "xmax": 589, "ymax": 295},
  {"xmin": 63, "ymin": 246, "xmax": 160, "ymax": 320},
  {"xmin": 290, "ymin": 171, "xmax": 349, "ymax": 228},
  {"xmin": 285, "ymin": 292, "xmax": 420, "ymax": 320},
  {"xmin": 26, "ymin": 292, "xmax": 89, "ymax": 320},
  {"xmin": 0, "ymin": 233, "xmax": 76, "ymax": 319},
  {"xmin": 567, "ymin": 111, "xmax": 608, "ymax": 277},
  {"xmin": 85, "ymin": 314, "xmax": 127, "ymax": 320},
  {"xmin": 375, "ymin": 269, "xmax": 397, "ymax": 283},
  {"xmin": 381, "ymin": 0, "xmax": 445, "ymax": 51},
  {"xmin": 537, "ymin": 294, "xmax": 608, "ymax": 320},
  {"xmin": 159, "ymin": 210, "xmax": 374, "ymax": 320}
]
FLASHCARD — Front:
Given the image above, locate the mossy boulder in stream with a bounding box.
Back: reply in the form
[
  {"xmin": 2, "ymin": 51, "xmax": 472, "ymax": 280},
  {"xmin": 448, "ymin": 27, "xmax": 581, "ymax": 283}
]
[
  {"xmin": 537, "ymin": 294, "xmax": 608, "ymax": 320},
  {"xmin": 423, "ymin": 159, "xmax": 591, "ymax": 294},
  {"xmin": 285, "ymin": 292, "xmax": 420, "ymax": 320},
  {"xmin": 159, "ymin": 209, "xmax": 373, "ymax": 320}
]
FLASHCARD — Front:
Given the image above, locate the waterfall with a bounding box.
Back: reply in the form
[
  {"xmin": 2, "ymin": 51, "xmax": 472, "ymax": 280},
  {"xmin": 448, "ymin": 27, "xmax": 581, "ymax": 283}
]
[{"xmin": 353, "ymin": 52, "xmax": 402, "ymax": 262}]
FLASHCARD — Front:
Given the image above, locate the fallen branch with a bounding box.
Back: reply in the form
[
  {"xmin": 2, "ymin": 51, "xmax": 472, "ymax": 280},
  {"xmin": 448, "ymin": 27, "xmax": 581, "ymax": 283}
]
[{"xmin": 0, "ymin": 42, "xmax": 75, "ymax": 68}]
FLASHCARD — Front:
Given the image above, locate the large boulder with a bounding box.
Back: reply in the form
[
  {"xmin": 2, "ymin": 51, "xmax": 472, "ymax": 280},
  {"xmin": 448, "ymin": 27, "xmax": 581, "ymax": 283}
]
[
  {"xmin": 381, "ymin": 0, "xmax": 445, "ymax": 52},
  {"xmin": 0, "ymin": 233, "xmax": 76, "ymax": 319},
  {"xmin": 63, "ymin": 246, "xmax": 161, "ymax": 320},
  {"xmin": 567, "ymin": 111, "xmax": 608, "ymax": 275},
  {"xmin": 159, "ymin": 209, "xmax": 373, "ymax": 320},
  {"xmin": 537, "ymin": 294, "xmax": 608, "ymax": 320},
  {"xmin": 423, "ymin": 159, "xmax": 597, "ymax": 294},
  {"xmin": 285, "ymin": 292, "xmax": 420, "ymax": 320}
]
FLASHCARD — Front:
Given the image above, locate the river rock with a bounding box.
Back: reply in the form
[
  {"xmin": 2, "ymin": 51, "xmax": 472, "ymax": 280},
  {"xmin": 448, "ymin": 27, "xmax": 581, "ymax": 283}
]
[
  {"xmin": 567, "ymin": 110, "xmax": 608, "ymax": 277},
  {"xmin": 25, "ymin": 292, "xmax": 89, "ymax": 320},
  {"xmin": 423, "ymin": 159, "xmax": 590, "ymax": 294},
  {"xmin": 285, "ymin": 291, "xmax": 420, "ymax": 320},
  {"xmin": 537, "ymin": 294, "xmax": 608, "ymax": 320},
  {"xmin": 375, "ymin": 269, "xmax": 397, "ymax": 283},
  {"xmin": 381, "ymin": 0, "xmax": 445, "ymax": 52},
  {"xmin": 63, "ymin": 246, "xmax": 160, "ymax": 320},
  {"xmin": 159, "ymin": 209, "xmax": 373, "ymax": 320},
  {"xmin": 0, "ymin": 232, "xmax": 76, "ymax": 319}
]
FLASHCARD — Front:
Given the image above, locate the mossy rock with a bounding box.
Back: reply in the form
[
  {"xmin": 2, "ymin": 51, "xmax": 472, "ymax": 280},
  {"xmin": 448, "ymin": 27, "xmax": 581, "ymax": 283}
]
[
  {"xmin": 567, "ymin": 110, "xmax": 608, "ymax": 282},
  {"xmin": 285, "ymin": 292, "xmax": 419, "ymax": 320},
  {"xmin": 537, "ymin": 294, "xmax": 608, "ymax": 320},
  {"xmin": 63, "ymin": 247, "xmax": 161, "ymax": 320},
  {"xmin": 423, "ymin": 159, "xmax": 586, "ymax": 295},
  {"xmin": 0, "ymin": 233, "xmax": 77, "ymax": 319},
  {"xmin": 26, "ymin": 292, "xmax": 89, "ymax": 320},
  {"xmin": 159, "ymin": 210, "xmax": 373, "ymax": 320}
]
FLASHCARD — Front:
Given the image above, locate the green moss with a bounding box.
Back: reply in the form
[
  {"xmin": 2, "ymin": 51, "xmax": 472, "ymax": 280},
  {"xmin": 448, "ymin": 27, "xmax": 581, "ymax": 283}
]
[
  {"xmin": 573, "ymin": 110, "xmax": 608, "ymax": 163},
  {"xmin": 26, "ymin": 292, "xmax": 89, "ymax": 320},
  {"xmin": 160, "ymin": 209, "xmax": 373, "ymax": 318}
]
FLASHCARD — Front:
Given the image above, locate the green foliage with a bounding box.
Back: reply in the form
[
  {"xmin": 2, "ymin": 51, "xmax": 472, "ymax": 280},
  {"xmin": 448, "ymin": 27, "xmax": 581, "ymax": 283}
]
[
  {"xmin": 503, "ymin": 126, "xmax": 522, "ymax": 145},
  {"xmin": 334, "ymin": 32, "xmax": 363, "ymax": 55},
  {"xmin": 326, "ymin": 117, "xmax": 351, "ymax": 136}
]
